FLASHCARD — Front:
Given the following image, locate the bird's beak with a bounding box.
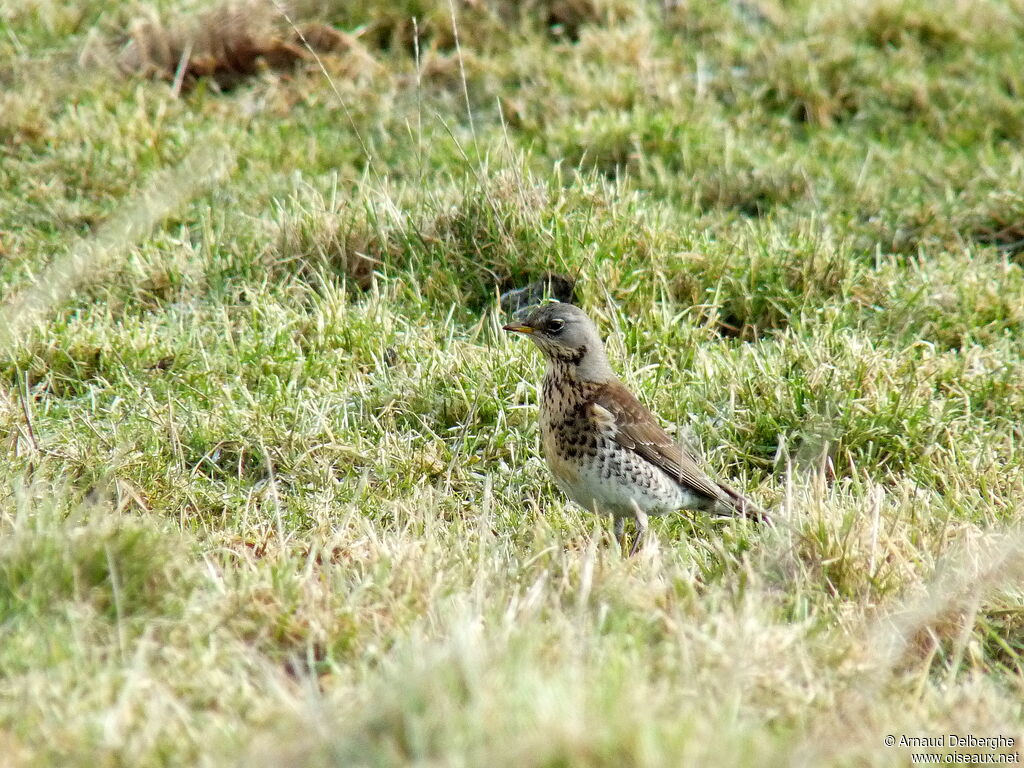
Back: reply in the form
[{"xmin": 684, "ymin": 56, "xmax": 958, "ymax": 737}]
[{"xmin": 502, "ymin": 322, "xmax": 535, "ymax": 334}]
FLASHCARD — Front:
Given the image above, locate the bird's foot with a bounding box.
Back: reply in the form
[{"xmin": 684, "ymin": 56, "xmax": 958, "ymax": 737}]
[{"xmin": 627, "ymin": 512, "xmax": 648, "ymax": 557}]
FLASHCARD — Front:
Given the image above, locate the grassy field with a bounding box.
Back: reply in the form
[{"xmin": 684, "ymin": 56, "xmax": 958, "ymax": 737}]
[{"xmin": 2, "ymin": 0, "xmax": 1024, "ymax": 764}]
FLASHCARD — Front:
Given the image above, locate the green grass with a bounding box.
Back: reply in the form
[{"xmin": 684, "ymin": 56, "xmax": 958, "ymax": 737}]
[{"xmin": 2, "ymin": 0, "xmax": 1024, "ymax": 764}]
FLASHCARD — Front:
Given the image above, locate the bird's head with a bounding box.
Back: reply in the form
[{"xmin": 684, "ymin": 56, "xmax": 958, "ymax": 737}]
[{"xmin": 503, "ymin": 302, "xmax": 612, "ymax": 381}]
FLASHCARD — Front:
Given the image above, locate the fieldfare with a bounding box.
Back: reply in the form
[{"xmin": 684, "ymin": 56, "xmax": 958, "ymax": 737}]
[{"xmin": 504, "ymin": 302, "xmax": 768, "ymax": 555}]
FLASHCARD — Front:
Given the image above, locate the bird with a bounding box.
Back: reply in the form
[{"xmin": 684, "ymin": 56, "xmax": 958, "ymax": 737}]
[{"xmin": 503, "ymin": 302, "xmax": 768, "ymax": 555}]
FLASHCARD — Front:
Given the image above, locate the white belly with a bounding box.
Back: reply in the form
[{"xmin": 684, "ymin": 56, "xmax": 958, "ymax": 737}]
[{"xmin": 546, "ymin": 436, "xmax": 704, "ymax": 518}]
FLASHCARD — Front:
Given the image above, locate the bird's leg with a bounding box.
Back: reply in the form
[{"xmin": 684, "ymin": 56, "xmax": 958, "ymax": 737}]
[
  {"xmin": 629, "ymin": 510, "xmax": 649, "ymax": 557},
  {"xmin": 613, "ymin": 516, "xmax": 625, "ymax": 553}
]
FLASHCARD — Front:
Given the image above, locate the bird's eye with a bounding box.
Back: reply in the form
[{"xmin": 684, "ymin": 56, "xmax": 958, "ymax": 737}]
[{"xmin": 546, "ymin": 318, "xmax": 565, "ymax": 334}]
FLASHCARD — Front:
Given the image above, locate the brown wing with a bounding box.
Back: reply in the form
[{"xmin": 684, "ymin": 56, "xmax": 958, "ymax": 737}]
[{"xmin": 590, "ymin": 380, "xmax": 766, "ymax": 519}]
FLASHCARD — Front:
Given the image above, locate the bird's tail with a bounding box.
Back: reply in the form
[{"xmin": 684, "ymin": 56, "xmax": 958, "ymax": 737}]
[{"xmin": 714, "ymin": 482, "xmax": 770, "ymax": 522}]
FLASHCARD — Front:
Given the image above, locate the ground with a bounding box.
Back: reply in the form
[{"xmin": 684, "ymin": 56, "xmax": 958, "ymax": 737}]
[{"xmin": 1, "ymin": 0, "xmax": 1023, "ymax": 765}]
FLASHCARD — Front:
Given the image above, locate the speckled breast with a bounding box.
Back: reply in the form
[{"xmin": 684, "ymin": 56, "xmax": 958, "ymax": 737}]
[{"xmin": 539, "ymin": 373, "xmax": 686, "ymax": 517}]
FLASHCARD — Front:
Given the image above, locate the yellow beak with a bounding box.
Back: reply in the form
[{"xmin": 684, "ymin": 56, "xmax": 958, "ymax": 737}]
[{"xmin": 502, "ymin": 322, "xmax": 535, "ymax": 334}]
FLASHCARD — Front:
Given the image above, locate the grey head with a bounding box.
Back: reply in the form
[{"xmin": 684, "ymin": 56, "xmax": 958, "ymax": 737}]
[{"xmin": 503, "ymin": 302, "xmax": 613, "ymax": 382}]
